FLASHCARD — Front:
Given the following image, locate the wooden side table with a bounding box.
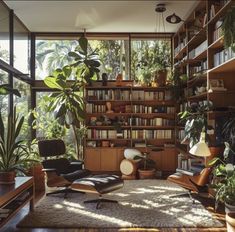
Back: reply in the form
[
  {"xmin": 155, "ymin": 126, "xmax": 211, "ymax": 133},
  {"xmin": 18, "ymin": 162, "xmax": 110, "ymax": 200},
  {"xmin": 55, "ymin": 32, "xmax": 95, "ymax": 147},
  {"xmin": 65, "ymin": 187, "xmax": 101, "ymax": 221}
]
[{"xmin": 0, "ymin": 176, "xmax": 34, "ymax": 228}]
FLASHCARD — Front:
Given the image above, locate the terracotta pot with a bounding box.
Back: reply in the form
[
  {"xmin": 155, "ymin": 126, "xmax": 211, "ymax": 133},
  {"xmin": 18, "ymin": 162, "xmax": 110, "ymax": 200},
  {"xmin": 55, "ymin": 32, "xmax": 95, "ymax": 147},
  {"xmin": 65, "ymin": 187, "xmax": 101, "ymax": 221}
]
[
  {"xmin": 27, "ymin": 164, "xmax": 45, "ymax": 192},
  {"xmin": 138, "ymin": 168, "xmax": 156, "ymax": 179},
  {"xmin": 0, "ymin": 171, "xmax": 15, "ymax": 184},
  {"xmin": 156, "ymin": 70, "xmax": 167, "ymax": 87},
  {"xmin": 226, "ymin": 213, "xmax": 235, "ymax": 232}
]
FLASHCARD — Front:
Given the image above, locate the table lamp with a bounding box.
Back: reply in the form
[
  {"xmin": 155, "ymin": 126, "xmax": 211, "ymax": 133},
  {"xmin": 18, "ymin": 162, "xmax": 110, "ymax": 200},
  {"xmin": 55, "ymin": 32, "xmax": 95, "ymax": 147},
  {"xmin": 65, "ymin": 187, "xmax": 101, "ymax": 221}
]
[{"xmin": 189, "ymin": 131, "xmax": 211, "ymax": 157}]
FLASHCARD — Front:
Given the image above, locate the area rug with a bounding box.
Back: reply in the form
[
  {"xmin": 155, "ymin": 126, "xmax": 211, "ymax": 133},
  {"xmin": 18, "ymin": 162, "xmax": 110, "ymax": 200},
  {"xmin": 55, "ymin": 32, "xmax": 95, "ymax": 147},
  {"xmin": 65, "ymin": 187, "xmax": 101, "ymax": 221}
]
[{"xmin": 17, "ymin": 180, "xmax": 223, "ymax": 228}]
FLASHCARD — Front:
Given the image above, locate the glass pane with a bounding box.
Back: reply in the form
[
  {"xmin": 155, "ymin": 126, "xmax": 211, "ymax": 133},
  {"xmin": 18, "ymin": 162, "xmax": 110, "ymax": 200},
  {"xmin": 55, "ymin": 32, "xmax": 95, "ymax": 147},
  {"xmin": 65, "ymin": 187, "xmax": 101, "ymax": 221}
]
[
  {"xmin": 14, "ymin": 78, "xmax": 30, "ymax": 140},
  {"xmin": 14, "ymin": 17, "xmax": 30, "ymax": 74},
  {"xmin": 131, "ymin": 39, "xmax": 171, "ymax": 84},
  {"xmin": 35, "ymin": 39, "xmax": 78, "ymax": 80},
  {"xmin": 0, "ymin": 2, "xmax": 10, "ymax": 63},
  {"xmin": 89, "ymin": 39, "xmax": 130, "ymax": 80},
  {"xmin": 0, "ymin": 69, "xmax": 9, "ymax": 124}
]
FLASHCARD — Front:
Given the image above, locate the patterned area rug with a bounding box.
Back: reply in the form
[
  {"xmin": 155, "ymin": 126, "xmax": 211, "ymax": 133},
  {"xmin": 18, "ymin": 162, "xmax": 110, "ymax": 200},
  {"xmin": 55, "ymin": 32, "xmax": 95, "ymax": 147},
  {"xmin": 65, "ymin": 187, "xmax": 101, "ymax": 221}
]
[{"xmin": 18, "ymin": 180, "xmax": 223, "ymax": 228}]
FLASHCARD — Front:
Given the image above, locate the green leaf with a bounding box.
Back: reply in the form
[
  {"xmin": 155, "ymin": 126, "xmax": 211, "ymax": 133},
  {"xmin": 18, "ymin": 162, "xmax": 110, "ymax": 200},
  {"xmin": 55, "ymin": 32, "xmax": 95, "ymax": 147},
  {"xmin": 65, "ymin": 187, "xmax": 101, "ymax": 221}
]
[
  {"xmin": 62, "ymin": 65, "xmax": 72, "ymax": 78},
  {"xmin": 44, "ymin": 77, "xmax": 64, "ymax": 90},
  {"xmin": 55, "ymin": 103, "xmax": 67, "ymax": 119},
  {"xmin": 79, "ymin": 37, "xmax": 88, "ymax": 53}
]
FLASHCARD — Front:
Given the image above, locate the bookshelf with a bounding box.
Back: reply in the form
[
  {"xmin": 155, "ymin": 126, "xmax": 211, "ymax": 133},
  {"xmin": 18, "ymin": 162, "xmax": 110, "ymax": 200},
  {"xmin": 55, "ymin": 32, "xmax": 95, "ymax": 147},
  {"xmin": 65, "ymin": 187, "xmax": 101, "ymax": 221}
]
[
  {"xmin": 84, "ymin": 81, "xmax": 177, "ymax": 174},
  {"xmin": 173, "ymin": 0, "xmax": 235, "ymax": 172}
]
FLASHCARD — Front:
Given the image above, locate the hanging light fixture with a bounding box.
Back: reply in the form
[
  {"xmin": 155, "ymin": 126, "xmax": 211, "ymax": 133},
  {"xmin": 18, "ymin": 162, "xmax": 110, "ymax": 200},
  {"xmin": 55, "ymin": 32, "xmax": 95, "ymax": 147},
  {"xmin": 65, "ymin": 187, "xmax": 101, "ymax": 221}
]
[
  {"xmin": 166, "ymin": 13, "xmax": 183, "ymax": 24},
  {"xmin": 155, "ymin": 3, "xmax": 166, "ymax": 33}
]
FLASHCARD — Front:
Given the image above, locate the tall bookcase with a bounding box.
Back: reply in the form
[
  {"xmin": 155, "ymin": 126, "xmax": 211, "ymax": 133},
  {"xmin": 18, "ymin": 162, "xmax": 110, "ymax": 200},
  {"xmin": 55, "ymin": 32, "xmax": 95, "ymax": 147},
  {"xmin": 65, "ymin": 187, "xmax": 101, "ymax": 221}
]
[
  {"xmin": 174, "ymin": 0, "xmax": 235, "ymax": 164},
  {"xmin": 84, "ymin": 81, "xmax": 177, "ymax": 174}
]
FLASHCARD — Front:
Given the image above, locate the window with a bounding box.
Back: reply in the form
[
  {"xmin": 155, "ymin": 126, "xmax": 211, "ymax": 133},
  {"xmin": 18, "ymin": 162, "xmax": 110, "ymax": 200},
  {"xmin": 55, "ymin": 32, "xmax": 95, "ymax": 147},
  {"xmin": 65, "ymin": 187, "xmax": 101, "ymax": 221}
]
[
  {"xmin": 14, "ymin": 78, "xmax": 30, "ymax": 140},
  {"xmin": 131, "ymin": 38, "xmax": 171, "ymax": 84},
  {"xmin": 0, "ymin": 2, "xmax": 10, "ymax": 63},
  {"xmin": 14, "ymin": 17, "xmax": 30, "ymax": 74}
]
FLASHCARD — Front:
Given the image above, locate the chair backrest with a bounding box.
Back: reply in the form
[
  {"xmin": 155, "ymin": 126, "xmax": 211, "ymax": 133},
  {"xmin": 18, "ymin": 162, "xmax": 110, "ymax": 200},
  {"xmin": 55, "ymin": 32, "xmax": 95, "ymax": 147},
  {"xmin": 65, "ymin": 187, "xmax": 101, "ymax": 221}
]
[
  {"xmin": 190, "ymin": 167, "xmax": 212, "ymax": 187},
  {"xmin": 38, "ymin": 139, "xmax": 66, "ymax": 158}
]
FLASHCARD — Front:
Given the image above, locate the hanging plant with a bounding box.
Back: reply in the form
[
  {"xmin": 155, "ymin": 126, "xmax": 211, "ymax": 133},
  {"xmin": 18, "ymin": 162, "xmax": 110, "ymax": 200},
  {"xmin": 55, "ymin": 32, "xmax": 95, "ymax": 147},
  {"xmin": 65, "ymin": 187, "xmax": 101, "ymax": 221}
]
[{"xmin": 221, "ymin": 7, "xmax": 235, "ymax": 52}]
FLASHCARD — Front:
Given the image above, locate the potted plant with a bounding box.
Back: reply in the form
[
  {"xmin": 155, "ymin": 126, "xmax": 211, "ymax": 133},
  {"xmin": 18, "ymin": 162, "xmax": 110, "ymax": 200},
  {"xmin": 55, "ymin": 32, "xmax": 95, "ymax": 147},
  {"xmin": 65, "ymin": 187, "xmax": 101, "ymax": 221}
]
[
  {"xmin": 43, "ymin": 36, "xmax": 100, "ymax": 160},
  {"xmin": 221, "ymin": 7, "xmax": 235, "ymax": 53},
  {"xmin": 0, "ymin": 107, "xmax": 38, "ymax": 184},
  {"xmin": 179, "ymin": 101, "xmax": 213, "ymax": 148},
  {"xmin": 208, "ymin": 142, "xmax": 235, "ymax": 230},
  {"xmin": 134, "ymin": 152, "xmax": 156, "ymax": 179}
]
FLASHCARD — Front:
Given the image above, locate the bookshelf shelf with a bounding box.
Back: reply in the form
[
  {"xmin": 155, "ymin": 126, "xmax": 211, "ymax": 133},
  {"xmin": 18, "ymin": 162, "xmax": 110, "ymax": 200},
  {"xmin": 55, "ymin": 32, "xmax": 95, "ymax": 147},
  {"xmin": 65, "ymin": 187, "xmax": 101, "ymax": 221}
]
[
  {"xmin": 208, "ymin": 57, "xmax": 235, "ymax": 73},
  {"xmin": 193, "ymin": 49, "xmax": 207, "ymax": 60},
  {"xmin": 208, "ymin": 36, "xmax": 224, "ymax": 50},
  {"xmin": 188, "ymin": 92, "xmax": 207, "ymax": 101}
]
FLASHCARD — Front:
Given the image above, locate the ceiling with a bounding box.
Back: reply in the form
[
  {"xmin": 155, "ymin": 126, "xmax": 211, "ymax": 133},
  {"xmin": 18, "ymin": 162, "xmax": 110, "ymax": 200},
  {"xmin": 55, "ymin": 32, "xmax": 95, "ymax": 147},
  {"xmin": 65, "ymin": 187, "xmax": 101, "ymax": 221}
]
[{"xmin": 4, "ymin": 0, "xmax": 197, "ymax": 33}]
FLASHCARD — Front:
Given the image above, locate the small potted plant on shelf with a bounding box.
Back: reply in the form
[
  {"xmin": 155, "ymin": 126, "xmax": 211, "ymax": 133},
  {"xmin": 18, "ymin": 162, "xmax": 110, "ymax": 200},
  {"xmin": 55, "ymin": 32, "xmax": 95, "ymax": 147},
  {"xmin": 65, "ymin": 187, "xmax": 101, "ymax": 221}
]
[
  {"xmin": 134, "ymin": 151, "xmax": 156, "ymax": 179},
  {"xmin": 208, "ymin": 142, "xmax": 235, "ymax": 230}
]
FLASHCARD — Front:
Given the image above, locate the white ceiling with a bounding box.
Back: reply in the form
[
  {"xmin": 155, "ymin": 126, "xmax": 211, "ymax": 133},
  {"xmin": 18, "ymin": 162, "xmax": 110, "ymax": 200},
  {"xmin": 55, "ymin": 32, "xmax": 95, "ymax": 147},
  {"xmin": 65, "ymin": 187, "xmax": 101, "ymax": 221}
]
[{"xmin": 4, "ymin": 0, "xmax": 197, "ymax": 33}]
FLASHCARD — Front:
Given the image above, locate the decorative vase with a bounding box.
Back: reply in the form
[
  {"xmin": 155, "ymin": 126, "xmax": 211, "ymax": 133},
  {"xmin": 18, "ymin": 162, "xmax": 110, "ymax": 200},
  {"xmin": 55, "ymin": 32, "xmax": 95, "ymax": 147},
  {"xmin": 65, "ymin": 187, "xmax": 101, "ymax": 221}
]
[
  {"xmin": 226, "ymin": 213, "xmax": 235, "ymax": 232},
  {"xmin": 155, "ymin": 70, "xmax": 167, "ymax": 87},
  {"xmin": 0, "ymin": 171, "xmax": 15, "ymax": 184},
  {"xmin": 138, "ymin": 168, "xmax": 156, "ymax": 179}
]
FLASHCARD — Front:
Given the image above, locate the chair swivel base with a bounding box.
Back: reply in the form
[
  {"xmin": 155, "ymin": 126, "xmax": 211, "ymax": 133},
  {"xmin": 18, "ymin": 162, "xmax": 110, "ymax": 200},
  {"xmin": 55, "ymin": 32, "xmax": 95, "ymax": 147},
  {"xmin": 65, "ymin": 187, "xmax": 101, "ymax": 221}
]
[
  {"xmin": 170, "ymin": 190, "xmax": 195, "ymax": 204},
  {"xmin": 84, "ymin": 198, "xmax": 118, "ymax": 209},
  {"xmin": 46, "ymin": 188, "xmax": 84, "ymax": 198}
]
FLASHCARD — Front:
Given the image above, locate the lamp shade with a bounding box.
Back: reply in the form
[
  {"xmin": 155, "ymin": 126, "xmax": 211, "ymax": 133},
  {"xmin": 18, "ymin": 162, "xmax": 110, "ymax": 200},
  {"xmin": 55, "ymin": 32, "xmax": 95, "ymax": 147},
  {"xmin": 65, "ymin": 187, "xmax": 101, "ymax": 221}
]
[
  {"xmin": 189, "ymin": 141, "xmax": 211, "ymax": 157},
  {"xmin": 166, "ymin": 13, "xmax": 182, "ymax": 24}
]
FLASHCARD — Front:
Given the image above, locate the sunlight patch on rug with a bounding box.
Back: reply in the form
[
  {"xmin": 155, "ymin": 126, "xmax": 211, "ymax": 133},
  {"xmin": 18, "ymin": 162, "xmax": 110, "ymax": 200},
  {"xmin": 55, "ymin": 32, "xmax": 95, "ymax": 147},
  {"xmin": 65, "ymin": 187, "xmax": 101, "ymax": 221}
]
[{"xmin": 17, "ymin": 180, "xmax": 223, "ymax": 228}]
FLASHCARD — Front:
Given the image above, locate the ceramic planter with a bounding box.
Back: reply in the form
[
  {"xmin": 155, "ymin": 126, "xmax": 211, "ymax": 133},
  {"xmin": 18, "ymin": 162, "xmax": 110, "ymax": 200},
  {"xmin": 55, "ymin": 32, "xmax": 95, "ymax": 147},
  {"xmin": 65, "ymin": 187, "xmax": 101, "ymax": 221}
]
[
  {"xmin": 138, "ymin": 168, "xmax": 156, "ymax": 179},
  {"xmin": 0, "ymin": 171, "xmax": 15, "ymax": 184},
  {"xmin": 226, "ymin": 213, "xmax": 235, "ymax": 232}
]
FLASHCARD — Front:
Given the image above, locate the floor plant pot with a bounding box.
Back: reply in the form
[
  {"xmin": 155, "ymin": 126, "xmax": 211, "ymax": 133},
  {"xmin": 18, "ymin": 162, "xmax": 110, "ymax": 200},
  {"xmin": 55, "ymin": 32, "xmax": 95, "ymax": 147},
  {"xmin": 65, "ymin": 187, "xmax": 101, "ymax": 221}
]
[
  {"xmin": 0, "ymin": 171, "xmax": 15, "ymax": 184},
  {"xmin": 226, "ymin": 203, "xmax": 235, "ymax": 214},
  {"xmin": 226, "ymin": 213, "xmax": 235, "ymax": 232},
  {"xmin": 138, "ymin": 168, "xmax": 156, "ymax": 179}
]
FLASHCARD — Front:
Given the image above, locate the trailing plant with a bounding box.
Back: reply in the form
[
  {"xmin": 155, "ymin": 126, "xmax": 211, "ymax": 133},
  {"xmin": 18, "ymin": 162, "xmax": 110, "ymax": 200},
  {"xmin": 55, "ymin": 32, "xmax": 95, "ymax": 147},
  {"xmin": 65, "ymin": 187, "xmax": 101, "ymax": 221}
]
[
  {"xmin": 43, "ymin": 36, "xmax": 100, "ymax": 160},
  {"xmin": 221, "ymin": 7, "xmax": 235, "ymax": 52},
  {"xmin": 179, "ymin": 101, "xmax": 213, "ymax": 148},
  {"xmin": 208, "ymin": 142, "xmax": 235, "ymax": 209}
]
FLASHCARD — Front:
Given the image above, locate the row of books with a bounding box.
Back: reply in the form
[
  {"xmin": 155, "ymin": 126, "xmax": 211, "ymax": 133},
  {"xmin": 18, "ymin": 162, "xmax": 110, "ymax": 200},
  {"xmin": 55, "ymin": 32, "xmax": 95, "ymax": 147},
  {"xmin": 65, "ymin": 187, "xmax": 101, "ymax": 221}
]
[
  {"xmin": 132, "ymin": 117, "xmax": 174, "ymax": 126},
  {"xmin": 177, "ymin": 130, "xmax": 185, "ymax": 140},
  {"xmin": 131, "ymin": 129, "xmax": 173, "ymax": 139},
  {"xmin": 209, "ymin": 1, "xmax": 229, "ymax": 21},
  {"xmin": 214, "ymin": 47, "xmax": 235, "ymax": 67},
  {"xmin": 174, "ymin": 37, "xmax": 187, "ymax": 56},
  {"xmin": 188, "ymin": 40, "xmax": 207, "ymax": 59},
  {"xmin": 87, "ymin": 129, "xmax": 131, "ymax": 139},
  {"xmin": 132, "ymin": 90, "xmax": 172, "ymax": 101},
  {"xmin": 133, "ymin": 105, "xmax": 175, "ymax": 114},
  {"xmin": 189, "ymin": 61, "xmax": 207, "ymax": 77},
  {"xmin": 213, "ymin": 20, "xmax": 223, "ymax": 42}
]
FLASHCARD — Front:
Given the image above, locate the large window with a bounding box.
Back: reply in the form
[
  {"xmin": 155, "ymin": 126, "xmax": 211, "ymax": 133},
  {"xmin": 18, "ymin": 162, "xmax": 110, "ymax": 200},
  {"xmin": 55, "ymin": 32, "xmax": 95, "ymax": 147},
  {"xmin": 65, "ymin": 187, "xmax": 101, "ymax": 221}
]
[
  {"xmin": 35, "ymin": 39, "xmax": 78, "ymax": 80},
  {"xmin": 14, "ymin": 17, "xmax": 30, "ymax": 74},
  {"xmin": 131, "ymin": 38, "xmax": 171, "ymax": 84},
  {"xmin": 14, "ymin": 79, "xmax": 30, "ymax": 140},
  {"xmin": 0, "ymin": 69, "xmax": 9, "ymax": 124},
  {"xmin": 0, "ymin": 2, "xmax": 10, "ymax": 63}
]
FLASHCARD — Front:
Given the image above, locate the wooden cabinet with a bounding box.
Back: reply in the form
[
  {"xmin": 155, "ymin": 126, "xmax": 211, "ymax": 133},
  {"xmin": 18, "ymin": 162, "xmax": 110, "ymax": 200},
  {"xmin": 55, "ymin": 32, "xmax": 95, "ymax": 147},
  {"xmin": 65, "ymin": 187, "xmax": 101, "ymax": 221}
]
[
  {"xmin": 85, "ymin": 148, "xmax": 124, "ymax": 172},
  {"xmin": 161, "ymin": 148, "xmax": 177, "ymax": 172}
]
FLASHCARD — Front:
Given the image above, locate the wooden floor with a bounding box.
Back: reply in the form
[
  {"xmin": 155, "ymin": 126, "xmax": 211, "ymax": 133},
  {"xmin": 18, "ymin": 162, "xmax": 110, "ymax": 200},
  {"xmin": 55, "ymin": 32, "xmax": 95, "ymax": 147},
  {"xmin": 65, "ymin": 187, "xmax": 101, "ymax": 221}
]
[{"xmin": 1, "ymin": 190, "xmax": 227, "ymax": 232}]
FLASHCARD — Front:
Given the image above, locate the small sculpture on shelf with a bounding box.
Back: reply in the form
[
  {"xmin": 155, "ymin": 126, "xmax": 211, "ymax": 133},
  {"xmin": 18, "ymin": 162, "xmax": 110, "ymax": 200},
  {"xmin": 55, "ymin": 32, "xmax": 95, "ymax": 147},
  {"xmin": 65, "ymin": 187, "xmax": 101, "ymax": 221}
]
[
  {"xmin": 106, "ymin": 101, "xmax": 114, "ymax": 113},
  {"xmin": 102, "ymin": 73, "xmax": 108, "ymax": 86}
]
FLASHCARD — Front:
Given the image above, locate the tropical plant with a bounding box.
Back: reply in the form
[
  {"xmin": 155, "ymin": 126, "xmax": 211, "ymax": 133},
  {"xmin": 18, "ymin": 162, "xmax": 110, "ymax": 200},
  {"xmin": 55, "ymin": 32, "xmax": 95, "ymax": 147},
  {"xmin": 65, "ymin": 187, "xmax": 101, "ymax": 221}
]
[
  {"xmin": 221, "ymin": 7, "xmax": 235, "ymax": 52},
  {"xmin": 0, "ymin": 107, "xmax": 38, "ymax": 172},
  {"xmin": 179, "ymin": 101, "xmax": 213, "ymax": 148},
  {"xmin": 0, "ymin": 84, "xmax": 21, "ymax": 97},
  {"xmin": 134, "ymin": 152, "xmax": 156, "ymax": 170},
  {"xmin": 43, "ymin": 36, "xmax": 100, "ymax": 160},
  {"xmin": 208, "ymin": 142, "xmax": 235, "ymax": 209}
]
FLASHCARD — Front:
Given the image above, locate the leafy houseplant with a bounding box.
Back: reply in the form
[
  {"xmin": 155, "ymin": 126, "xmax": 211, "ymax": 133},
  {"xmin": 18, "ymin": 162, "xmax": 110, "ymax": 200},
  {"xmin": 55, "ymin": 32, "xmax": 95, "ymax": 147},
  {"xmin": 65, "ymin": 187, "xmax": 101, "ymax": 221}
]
[
  {"xmin": 44, "ymin": 36, "xmax": 100, "ymax": 160},
  {"xmin": 179, "ymin": 101, "xmax": 213, "ymax": 148},
  {"xmin": 208, "ymin": 142, "xmax": 235, "ymax": 213},
  {"xmin": 221, "ymin": 7, "xmax": 235, "ymax": 52},
  {"xmin": 134, "ymin": 152, "xmax": 156, "ymax": 179}
]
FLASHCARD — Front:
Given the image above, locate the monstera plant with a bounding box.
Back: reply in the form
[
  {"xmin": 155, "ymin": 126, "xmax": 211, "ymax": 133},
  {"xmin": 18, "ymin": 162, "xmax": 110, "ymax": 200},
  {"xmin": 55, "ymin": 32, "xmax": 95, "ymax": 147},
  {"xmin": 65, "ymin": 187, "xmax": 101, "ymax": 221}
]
[{"xmin": 44, "ymin": 36, "xmax": 100, "ymax": 160}]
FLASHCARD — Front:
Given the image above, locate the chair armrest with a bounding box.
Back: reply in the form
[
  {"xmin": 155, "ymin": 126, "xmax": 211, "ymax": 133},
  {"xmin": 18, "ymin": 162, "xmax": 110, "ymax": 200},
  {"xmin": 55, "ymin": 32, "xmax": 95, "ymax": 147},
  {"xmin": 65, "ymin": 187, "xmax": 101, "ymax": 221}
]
[
  {"xmin": 69, "ymin": 161, "xmax": 83, "ymax": 172},
  {"xmin": 42, "ymin": 168, "xmax": 57, "ymax": 172}
]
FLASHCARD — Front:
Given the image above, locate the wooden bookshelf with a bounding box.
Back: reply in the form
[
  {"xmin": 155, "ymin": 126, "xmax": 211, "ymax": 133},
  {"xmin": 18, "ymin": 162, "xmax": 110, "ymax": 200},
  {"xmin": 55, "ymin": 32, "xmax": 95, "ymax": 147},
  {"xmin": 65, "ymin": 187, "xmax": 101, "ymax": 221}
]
[{"xmin": 84, "ymin": 81, "xmax": 177, "ymax": 173}]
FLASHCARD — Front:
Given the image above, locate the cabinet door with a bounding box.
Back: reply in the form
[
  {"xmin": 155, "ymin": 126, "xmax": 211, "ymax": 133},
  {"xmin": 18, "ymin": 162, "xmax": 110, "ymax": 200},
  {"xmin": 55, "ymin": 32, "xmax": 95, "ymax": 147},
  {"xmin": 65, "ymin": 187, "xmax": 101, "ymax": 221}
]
[
  {"xmin": 161, "ymin": 148, "xmax": 177, "ymax": 171},
  {"xmin": 116, "ymin": 148, "xmax": 125, "ymax": 171},
  {"xmin": 84, "ymin": 148, "xmax": 101, "ymax": 171},
  {"xmin": 149, "ymin": 150, "xmax": 162, "ymax": 170},
  {"xmin": 100, "ymin": 148, "xmax": 117, "ymax": 171}
]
